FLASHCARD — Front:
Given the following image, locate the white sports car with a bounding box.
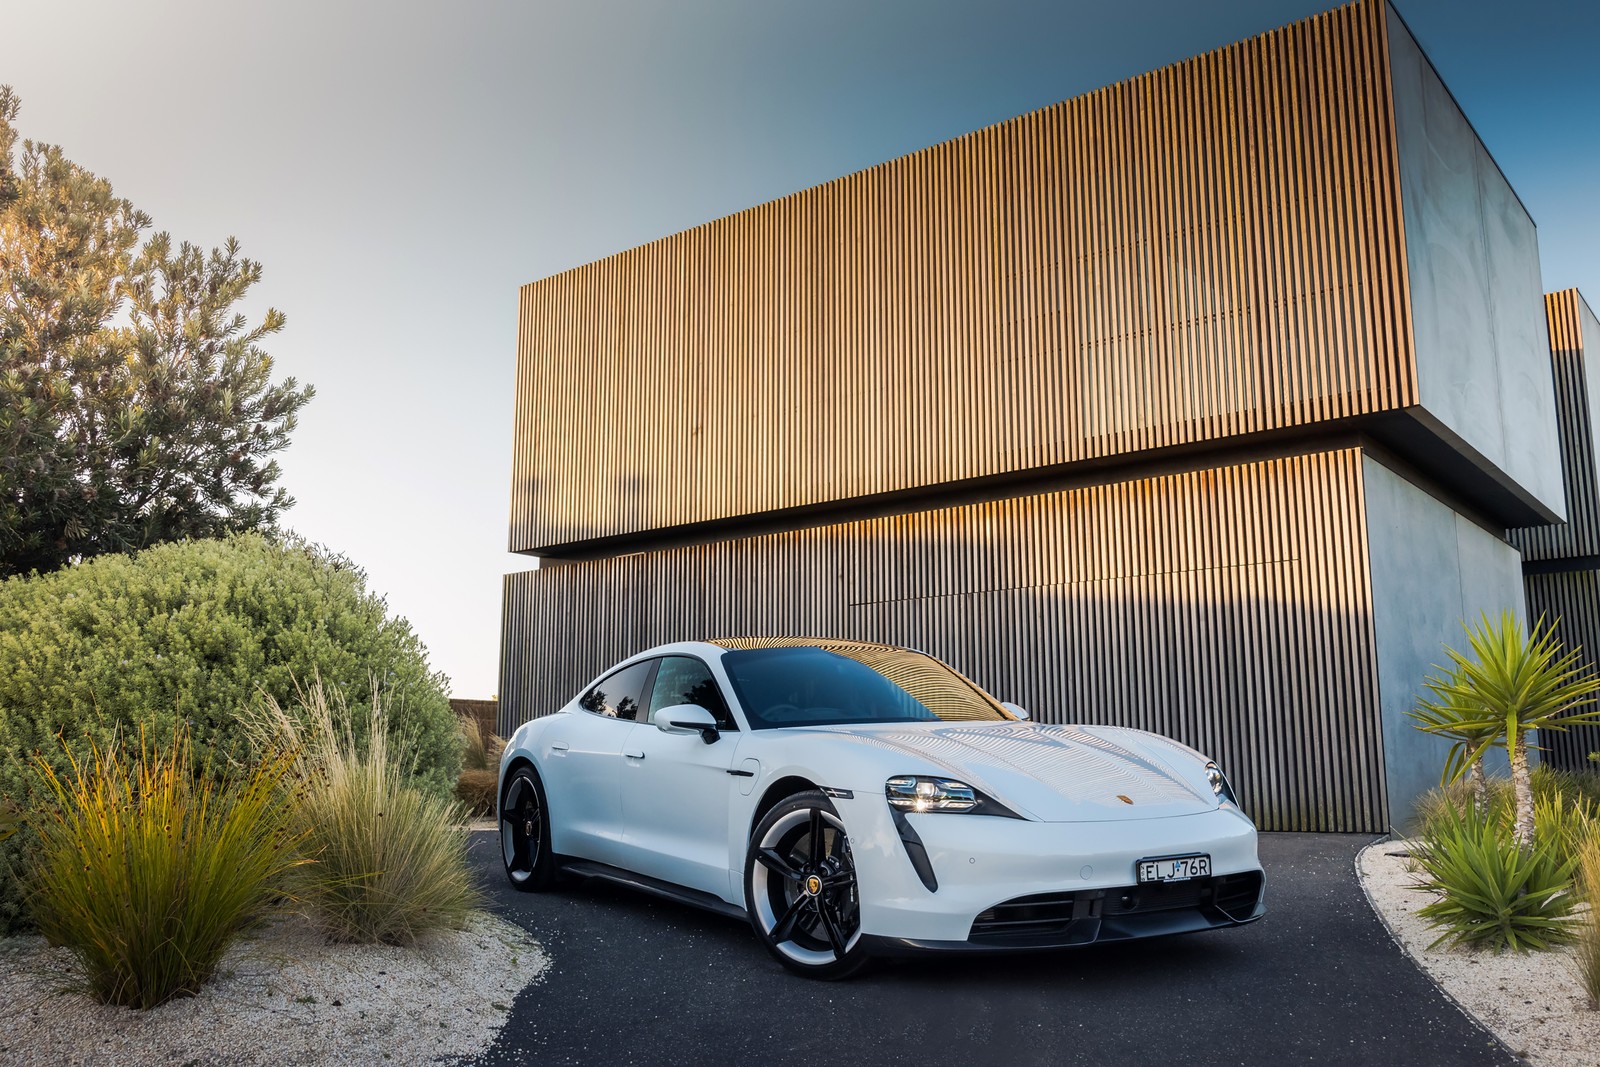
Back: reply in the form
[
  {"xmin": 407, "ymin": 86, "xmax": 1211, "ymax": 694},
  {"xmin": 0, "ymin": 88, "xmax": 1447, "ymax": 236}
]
[{"xmin": 497, "ymin": 637, "xmax": 1265, "ymax": 978}]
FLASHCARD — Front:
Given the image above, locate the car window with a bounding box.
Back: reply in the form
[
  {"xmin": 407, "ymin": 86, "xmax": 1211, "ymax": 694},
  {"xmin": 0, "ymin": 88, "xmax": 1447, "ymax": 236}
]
[
  {"xmin": 721, "ymin": 645, "xmax": 1010, "ymax": 729},
  {"xmin": 647, "ymin": 656, "xmax": 736, "ymax": 730},
  {"xmin": 578, "ymin": 659, "xmax": 657, "ymax": 721}
]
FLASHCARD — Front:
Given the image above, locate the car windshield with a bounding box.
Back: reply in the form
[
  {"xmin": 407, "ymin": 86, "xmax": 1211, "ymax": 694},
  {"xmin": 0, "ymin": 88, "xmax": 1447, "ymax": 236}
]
[{"xmin": 719, "ymin": 644, "xmax": 1011, "ymax": 728}]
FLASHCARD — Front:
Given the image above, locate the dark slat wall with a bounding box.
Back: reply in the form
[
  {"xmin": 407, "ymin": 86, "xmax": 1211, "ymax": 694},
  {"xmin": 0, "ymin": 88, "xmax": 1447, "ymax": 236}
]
[
  {"xmin": 510, "ymin": 0, "xmax": 1416, "ymax": 554},
  {"xmin": 1515, "ymin": 292, "xmax": 1600, "ymax": 771},
  {"xmin": 1524, "ymin": 571, "xmax": 1600, "ymax": 770},
  {"xmin": 1510, "ymin": 291, "xmax": 1600, "ymax": 560},
  {"xmin": 502, "ymin": 450, "xmax": 1387, "ymax": 832}
]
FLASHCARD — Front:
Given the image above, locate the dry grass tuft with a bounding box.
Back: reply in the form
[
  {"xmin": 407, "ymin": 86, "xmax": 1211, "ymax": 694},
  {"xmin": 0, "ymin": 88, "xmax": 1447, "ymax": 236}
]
[
  {"xmin": 26, "ymin": 728, "xmax": 304, "ymax": 1008},
  {"xmin": 257, "ymin": 682, "xmax": 477, "ymax": 945},
  {"xmin": 1576, "ymin": 833, "xmax": 1600, "ymax": 1009}
]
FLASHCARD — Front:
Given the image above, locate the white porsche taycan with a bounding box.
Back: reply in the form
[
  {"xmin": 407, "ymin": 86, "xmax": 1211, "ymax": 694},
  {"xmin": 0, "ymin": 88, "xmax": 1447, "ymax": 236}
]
[{"xmin": 497, "ymin": 637, "xmax": 1265, "ymax": 978}]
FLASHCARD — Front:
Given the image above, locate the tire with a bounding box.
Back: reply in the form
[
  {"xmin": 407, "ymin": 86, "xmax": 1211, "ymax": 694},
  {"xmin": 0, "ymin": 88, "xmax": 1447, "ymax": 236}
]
[
  {"xmin": 500, "ymin": 764, "xmax": 558, "ymax": 891},
  {"xmin": 744, "ymin": 790, "xmax": 870, "ymax": 979}
]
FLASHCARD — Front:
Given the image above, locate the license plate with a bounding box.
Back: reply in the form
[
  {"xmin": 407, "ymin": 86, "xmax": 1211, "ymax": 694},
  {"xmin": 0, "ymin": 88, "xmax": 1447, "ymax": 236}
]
[{"xmin": 1137, "ymin": 854, "xmax": 1210, "ymax": 883}]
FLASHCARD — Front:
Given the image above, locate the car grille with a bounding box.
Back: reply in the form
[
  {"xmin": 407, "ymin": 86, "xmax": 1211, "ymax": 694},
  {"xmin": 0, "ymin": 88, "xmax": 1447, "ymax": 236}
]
[{"xmin": 969, "ymin": 871, "xmax": 1264, "ymax": 945}]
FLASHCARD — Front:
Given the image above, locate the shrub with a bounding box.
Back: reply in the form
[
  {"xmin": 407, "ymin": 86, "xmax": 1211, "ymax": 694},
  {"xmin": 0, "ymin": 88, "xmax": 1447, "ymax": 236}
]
[
  {"xmin": 26, "ymin": 728, "xmax": 305, "ymax": 1008},
  {"xmin": 258, "ymin": 683, "xmax": 476, "ymax": 945},
  {"xmin": 1413, "ymin": 767, "xmax": 1600, "ymax": 867},
  {"xmin": 455, "ymin": 716, "xmax": 504, "ymax": 817},
  {"xmin": 1413, "ymin": 800, "xmax": 1580, "ymax": 952},
  {"xmin": 456, "ymin": 769, "xmax": 499, "ymax": 816},
  {"xmin": 0, "ymin": 533, "xmax": 459, "ymax": 932},
  {"xmin": 1576, "ymin": 833, "xmax": 1600, "ymax": 1009}
]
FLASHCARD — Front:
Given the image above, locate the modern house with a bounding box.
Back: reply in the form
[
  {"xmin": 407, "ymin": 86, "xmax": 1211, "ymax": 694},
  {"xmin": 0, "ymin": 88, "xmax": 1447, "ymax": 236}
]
[{"xmin": 500, "ymin": 0, "xmax": 1581, "ymax": 833}]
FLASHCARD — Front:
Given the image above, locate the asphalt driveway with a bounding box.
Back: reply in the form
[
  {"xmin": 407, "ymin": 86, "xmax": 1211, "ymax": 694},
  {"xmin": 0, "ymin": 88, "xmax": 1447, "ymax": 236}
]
[{"xmin": 470, "ymin": 832, "xmax": 1514, "ymax": 1067}]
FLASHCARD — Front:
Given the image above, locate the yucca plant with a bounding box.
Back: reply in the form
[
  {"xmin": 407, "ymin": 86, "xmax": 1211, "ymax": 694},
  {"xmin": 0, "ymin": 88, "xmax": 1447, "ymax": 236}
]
[
  {"xmin": 25, "ymin": 728, "xmax": 305, "ymax": 1008},
  {"xmin": 257, "ymin": 682, "xmax": 477, "ymax": 944},
  {"xmin": 1412, "ymin": 799, "xmax": 1580, "ymax": 952},
  {"xmin": 1412, "ymin": 612, "xmax": 1600, "ymax": 850},
  {"xmin": 1575, "ymin": 832, "xmax": 1600, "ymax": 1008}
]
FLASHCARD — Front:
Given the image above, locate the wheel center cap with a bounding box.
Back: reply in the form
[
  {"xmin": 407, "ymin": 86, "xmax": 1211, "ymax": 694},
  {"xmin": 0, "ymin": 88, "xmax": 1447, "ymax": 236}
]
[
  {"xmin": 805, "ymin": 874, "xmax": 822, "ymax": 896},
  {"xmin": 524, "ymin": 819, "xmax": 534, "ymax": 837}
]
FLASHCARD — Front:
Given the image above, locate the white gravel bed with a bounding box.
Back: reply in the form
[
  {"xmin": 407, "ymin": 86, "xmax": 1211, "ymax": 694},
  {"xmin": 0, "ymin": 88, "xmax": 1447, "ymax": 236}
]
[
  {"xmin": 0, "ymin": 911, "xmax": 547, "ymax": 1066},
  {"xmin": 1357, "ymin": 839, "xmax": 1596, "ymax": 1066}
]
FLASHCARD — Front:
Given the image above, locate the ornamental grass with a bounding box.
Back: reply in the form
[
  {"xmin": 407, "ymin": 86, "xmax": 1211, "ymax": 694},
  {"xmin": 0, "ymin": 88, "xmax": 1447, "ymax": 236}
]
[
  {"xmin": 26, "ymin": 728, "xmax": 305, "ymax": 1009},
  {"xmin": 455, "ymin": 714, "xmax": 504, "ymax": 816},
  {"xmin": 1576, "ymin": 832, "xmax": 1600, "ymax": 1009},
  {"xmin": 257, "ymin": 681, "xmax": 477, "ymax": 944}
]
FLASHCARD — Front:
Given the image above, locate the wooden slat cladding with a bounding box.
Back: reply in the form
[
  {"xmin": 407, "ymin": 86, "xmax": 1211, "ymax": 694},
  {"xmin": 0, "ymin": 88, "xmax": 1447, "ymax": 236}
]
[
  {"xmin": 1510, "ymin": 291, "xmax": 1599, "ymax": 560},
  {"xmin": 510, "ymin": 0, "xmax": 1415, "ymax": 554},
  {"xmin": 501, "ymin": 449, "xmax": 1386, "ymax": 832},
  {"xmin": 1524, "ymin": 570, "xmax": 1600, "ymax": 771},
  {"xmin": 1515, "ymin": 290, "xmax": 1600, "ymax": 770}
]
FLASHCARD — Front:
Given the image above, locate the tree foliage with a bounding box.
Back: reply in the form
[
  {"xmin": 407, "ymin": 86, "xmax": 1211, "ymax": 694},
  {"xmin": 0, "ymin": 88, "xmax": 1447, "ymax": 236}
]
[
  {"xmin": 0, "ymin": 86, "xmax": 313, "ymax": 578},
  {"xmin": 0, "ymin": 533, "xmax": 460, "ymax": 933}
]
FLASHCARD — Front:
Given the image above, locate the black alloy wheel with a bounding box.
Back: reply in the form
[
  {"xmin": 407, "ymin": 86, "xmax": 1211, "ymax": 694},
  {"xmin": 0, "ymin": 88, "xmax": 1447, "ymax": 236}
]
[
  {"xmin": 500, "ymin": 764, "xmax": 558, "ymax": 891},
  {"xmin": 744, "ymin": 790, "xmax": 869, "ymax": 979}
]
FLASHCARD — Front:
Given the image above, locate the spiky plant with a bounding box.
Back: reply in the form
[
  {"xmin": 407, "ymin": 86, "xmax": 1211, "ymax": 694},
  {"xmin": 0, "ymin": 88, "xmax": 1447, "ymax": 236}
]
[
  {"xmin": 1413, "ymin": 799, "xmax": 1580, "ymax": 952},
  {"xmin": 1413, "ymin": 613, "xmax": 1600, "ymax": 850}
]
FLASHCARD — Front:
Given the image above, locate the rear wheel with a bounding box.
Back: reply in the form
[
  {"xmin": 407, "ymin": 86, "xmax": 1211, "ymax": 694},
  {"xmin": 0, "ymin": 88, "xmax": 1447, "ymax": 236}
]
[
  {"xmin": 744, "ymin": 790, "xmax": 869, "ymax": 979},
  {"xmin": 500, "ymin": 765, "xmax": 558, "ymax": 891}
]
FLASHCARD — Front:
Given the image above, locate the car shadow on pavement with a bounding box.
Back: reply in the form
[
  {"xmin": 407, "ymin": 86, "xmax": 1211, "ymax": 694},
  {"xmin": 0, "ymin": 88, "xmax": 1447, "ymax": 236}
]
[{"xmin": 468, "ymin": 831, "xmax": 1515, "ymax": 1067}]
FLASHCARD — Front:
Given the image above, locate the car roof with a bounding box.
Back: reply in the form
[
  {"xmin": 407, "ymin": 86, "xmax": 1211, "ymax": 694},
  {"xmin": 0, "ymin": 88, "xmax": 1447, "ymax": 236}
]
[{"xmin": 702, "ymin": 636, "xmax": 909, "ymax": 653}]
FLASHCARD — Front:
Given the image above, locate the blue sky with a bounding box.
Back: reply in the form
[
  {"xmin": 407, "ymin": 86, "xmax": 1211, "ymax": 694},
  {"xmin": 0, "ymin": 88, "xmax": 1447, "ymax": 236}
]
[{"xmin": 2, "ymin": 0, "xmax": 1595, "ymax": 697}]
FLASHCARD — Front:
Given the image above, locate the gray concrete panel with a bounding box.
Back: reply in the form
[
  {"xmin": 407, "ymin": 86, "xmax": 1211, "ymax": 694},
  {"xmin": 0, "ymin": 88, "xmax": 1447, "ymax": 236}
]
[
  {"xmin": 1386, "ymin": 5, "xmax": 1563, "ymax": 520},
  {"xmin": 1363, "ymin": 454, "xmax": 1527, "ymax": 829},
  {"xmin": 1480, "ymin": 145, "xmax": 1564, "ymax": 512}
]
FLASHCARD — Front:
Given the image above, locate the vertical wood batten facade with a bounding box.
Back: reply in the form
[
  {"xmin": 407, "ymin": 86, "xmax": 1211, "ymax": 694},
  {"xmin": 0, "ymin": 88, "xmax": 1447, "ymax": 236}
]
[
  {"xmin": 501, "ymin": 451, "xmax": 1386, "ymax": 832},
  {"xmin": 1511, "ymin": 292, "xmax": 1600, "ymax": 561},
  {"xmin": 1514, "ymin": 292, "xmax": 1600, "ymax": 771},
  {"xmin": 508, "ymin": 0, "xmax": 1416, "ymax": 554}
]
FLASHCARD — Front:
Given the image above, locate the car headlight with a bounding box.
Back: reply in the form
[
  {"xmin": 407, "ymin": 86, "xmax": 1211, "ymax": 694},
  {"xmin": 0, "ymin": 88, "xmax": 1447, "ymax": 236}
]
[
  {"xmin": 886, "ymin": 775, "xmax": 978, "ymax": 813},
  {"xmin": 1205, "ymin": 761, "xmax": 1239, "ymax": 806}
]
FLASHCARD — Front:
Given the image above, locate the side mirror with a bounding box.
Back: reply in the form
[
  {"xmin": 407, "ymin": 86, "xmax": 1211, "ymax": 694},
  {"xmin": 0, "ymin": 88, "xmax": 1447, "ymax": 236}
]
[
  {"xmin": 656, "ymin": 703, "xmax": 720, "ymax": 742},
  {"xmin": 1001, "ymin": 701, "xmax": 1031, "ymax": 721}
]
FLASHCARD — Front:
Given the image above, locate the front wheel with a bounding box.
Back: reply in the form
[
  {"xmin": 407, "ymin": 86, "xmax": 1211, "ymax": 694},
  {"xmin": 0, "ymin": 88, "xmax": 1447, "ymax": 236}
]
[
  {"xmin": 500, "ymin": 764, "xmax": 558, "ymax": 891},
  {"xmin": 744, "ymin": 791, "xmax": 870, "ymax": 979}
]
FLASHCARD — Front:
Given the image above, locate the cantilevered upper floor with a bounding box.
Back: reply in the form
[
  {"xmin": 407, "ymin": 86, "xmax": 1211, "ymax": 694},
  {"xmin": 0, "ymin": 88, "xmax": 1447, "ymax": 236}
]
[{"xmin": 510, "ymin": 0, "xmax": 1560, "ymax": 556}]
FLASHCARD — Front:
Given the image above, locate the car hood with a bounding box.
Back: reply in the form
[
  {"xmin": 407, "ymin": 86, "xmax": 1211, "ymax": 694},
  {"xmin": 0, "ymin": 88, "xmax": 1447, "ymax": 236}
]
[{"xmin": 812, "ymin": 721, "xmax": 1219, "ymax": 822}]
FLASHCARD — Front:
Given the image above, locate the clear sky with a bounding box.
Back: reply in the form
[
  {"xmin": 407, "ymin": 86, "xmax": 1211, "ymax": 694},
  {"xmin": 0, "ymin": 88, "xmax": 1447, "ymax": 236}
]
[{"xmin": 2, "ymin": 0, "xmax": 1595, "ymax": 698}]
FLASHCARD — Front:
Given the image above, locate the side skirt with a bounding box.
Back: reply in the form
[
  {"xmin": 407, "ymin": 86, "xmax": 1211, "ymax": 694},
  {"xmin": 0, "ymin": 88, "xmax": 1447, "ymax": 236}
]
[{"xmin": 558, "ymin": 858, "xmax": 748, "ymax": 923}]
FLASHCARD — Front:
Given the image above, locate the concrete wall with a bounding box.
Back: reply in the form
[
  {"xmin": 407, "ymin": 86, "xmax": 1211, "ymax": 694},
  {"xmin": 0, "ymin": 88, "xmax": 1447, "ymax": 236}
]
[
  {"xmin": 1363, "ymin": 453, "xmax": 1527, "ymax": 829},
  {"xmin": 1386, "ymin": 5, "xmax": 1563, "ymax": 521}
]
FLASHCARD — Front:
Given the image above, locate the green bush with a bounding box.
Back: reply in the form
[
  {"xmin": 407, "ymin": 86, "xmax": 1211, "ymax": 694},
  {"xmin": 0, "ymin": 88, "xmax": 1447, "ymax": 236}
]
[
  {"xmin": 1413, "ymin": 800, "xmax": 1580, "ymax": 952},
  {"xmin": 258, "ymin": 683, "xmax": 476, "ymax": 945},
  {"xmin": 1413, "ymin": 766, "xmax": 1600, "ymax": 867},
  {"xmin": 0, "ymin": 533, "xmax": 459, "ymax": 932},
  {"xmin": 26, "ymin": 728, "xmax": 305, "ymax": 1008}
]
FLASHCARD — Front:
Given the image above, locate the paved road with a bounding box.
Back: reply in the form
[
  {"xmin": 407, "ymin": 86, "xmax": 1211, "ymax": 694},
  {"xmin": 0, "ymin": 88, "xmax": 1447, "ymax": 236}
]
[{"xmin": 470, "ymin": 832, "xmax": 1514, "ymax": 1067}]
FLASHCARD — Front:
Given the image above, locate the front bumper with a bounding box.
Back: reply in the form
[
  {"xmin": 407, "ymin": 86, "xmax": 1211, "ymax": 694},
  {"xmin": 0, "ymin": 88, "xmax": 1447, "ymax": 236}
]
[{"xmin": 834, "ymin": 794, "xmax": 1264, "ymax": 948}]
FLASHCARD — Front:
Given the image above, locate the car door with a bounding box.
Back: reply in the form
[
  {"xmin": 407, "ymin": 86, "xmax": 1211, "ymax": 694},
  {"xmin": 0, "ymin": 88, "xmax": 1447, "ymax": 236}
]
[
  {"xmin": 536, "ymin": 658, "xmax": 658, "ymax": 868},
  {"xmin": 618, "ymin": 655, "xmax": 743, "ymax": 899}
]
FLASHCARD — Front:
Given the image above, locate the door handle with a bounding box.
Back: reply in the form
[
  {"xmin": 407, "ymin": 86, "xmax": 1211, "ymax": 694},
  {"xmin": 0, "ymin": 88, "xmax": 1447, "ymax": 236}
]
[
  {"xmin": 550, "ymin": 741, "xmax": 570, "ymax": 754},
  {"xmin": 623, "ymin": 747, "xmax": 645, "ymax": 760}
]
